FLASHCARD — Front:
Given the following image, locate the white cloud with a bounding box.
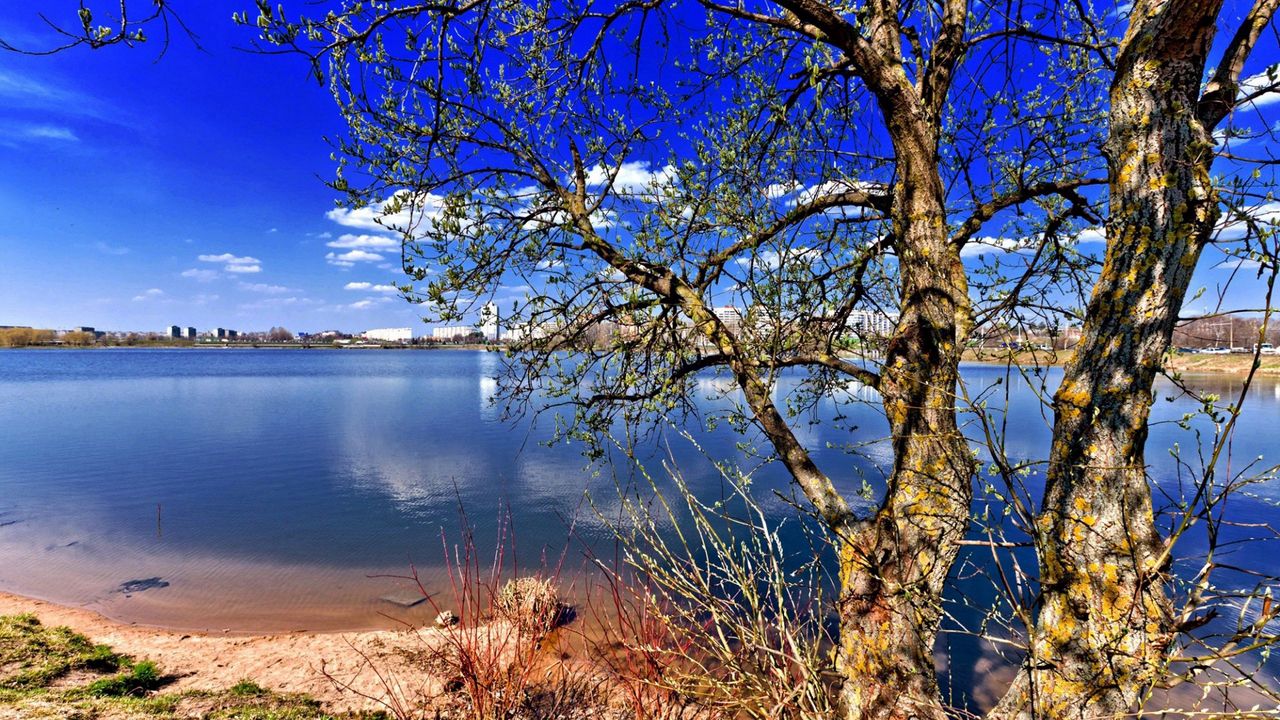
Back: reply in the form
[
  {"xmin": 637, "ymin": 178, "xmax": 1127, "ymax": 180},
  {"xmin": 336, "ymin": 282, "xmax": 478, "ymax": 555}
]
[
  {"xmin": 198, "ymin": 253, "xmax": 259, "ymax": 265},
  {"xmin": 522, "ymin": 206, "xmax": 618, "ymax": 231},
  {"xmin": 268, "ymin": 228, "xmax": 278, "ymax": 233},
  {"xmin": 764, "ymin": 181, "xmax": 803, "ymax": 199},
  {"xmin": 1214, "ymin": 257, "xmax": 1264, "ymax": 271},
  {"xmin": 1217, "ymin": 201, "xmax": 1280, "ymax": 240},
  {"xmin": 327, "ymin": 249, "xmax": 384, "ymax": 267},
  {"xmin": 181, "ymin": 268, "xmax": 219, "ymax": 282},
  {"xmin": 326, "ymin": 233, "xmax": 399, "ymax": 249},
  {"xmin": 1076, "ymin": 227, "xmax": 1107, "ymax": 244},
  {"xmin": 961, "ymin": 236, "xmax": 1033, "ymax": 257},
  {"xmin": 348, "ymin": 297, "xmax": 394, "ymax": 310},
  {"xmin": 585, "ymin": 161, "xmax": 675, "ymax": 194},
  {"xmin": 132, "ymin": 288, "xmax": 165, "ymax": 301},
  {"xmin": 789, "ymin": 179, "xmax": 887, "ymax": 208},
  {"xmin": 1239, "ymin": 65, "xmax": 1280, "ymax": 108},
  {"xmin": 198, "ymin": 253, "xmax": 262, "ymax": 274},
  {"xmin": 344, "ymin": 281, "xmax": 398, "ymax": 292},
  {"xmin": 239, "ymin": 282, "xmax": 293, "ymax": 294},
  {"xmin": 326, "ymin": 191, "xmax": 445, "ymax": 233}
]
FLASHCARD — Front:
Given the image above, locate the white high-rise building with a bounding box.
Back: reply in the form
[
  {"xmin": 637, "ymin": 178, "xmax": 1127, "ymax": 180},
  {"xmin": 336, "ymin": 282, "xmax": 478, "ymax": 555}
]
[
  {"xmin": 364, "ymin": 327, "xmax": 413, "ymax": 343},
  {"xmin": 713, "ymin": 306, "xmax": 742, "ymax": 325},
  {"xmin": 480, "ymin": 302, "xmax": 500, "ymax": 341},
  {"xmin": 846, "ymin": 309, "xmax": 897, "ymax": 338}
]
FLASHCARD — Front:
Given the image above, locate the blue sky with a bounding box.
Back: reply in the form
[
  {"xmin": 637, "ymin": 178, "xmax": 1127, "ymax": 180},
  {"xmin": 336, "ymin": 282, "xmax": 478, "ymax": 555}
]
[
  {"xmin": 0, "ymin": 2, "xmax": 431, "ymax": 333},
  {"xmin": 0, "ymin": 2, "xmax": 1277, "ymax": 335}
]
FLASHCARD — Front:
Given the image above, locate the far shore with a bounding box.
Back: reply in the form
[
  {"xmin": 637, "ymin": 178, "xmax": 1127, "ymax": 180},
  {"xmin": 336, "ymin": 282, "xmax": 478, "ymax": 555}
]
[
  {"xmin": 963, "ymin": 348, "xmax": 1280, "ymax": 376},
  {"xmin": 6, "ymin": 342, "xmax": 1280, "ymax": 377}
]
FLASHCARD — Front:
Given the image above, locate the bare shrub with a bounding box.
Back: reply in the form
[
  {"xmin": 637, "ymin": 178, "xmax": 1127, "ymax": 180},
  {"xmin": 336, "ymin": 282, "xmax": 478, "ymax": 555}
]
[
  {"xmin": 324, "ymin": 510, "xmax": 609, "ymax": 720},
  {"xmin": 493, "ymin": 577, "xmax": 563, "ymax": 635},
  {"xmin": 587, "ymin": 442, "xmax": 837, "ymax": 720}
]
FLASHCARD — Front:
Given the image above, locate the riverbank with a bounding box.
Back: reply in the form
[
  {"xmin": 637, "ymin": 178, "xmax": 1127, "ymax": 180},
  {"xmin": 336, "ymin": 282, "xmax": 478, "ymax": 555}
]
[
  {"xmin": 0, "ymin": 591, "xmax": 438, "ymax": 714},
  {"xmin": 963, "ymin": 349, "xmax": 1280, "ymax": 376},
  {"xmin": 0, "ymin": 589, "xmax": 618, "ymax": 719}
]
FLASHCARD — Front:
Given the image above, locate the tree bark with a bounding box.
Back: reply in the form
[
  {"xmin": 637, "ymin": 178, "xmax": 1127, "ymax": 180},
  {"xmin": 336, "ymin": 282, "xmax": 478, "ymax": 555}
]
[
  {"xmin": 835, "ymin": 141, "xmax": 975, "ymax": 720},
  {"xmin": 993, "ymin": 2, "xmax": 1228, "ymax": 717}
]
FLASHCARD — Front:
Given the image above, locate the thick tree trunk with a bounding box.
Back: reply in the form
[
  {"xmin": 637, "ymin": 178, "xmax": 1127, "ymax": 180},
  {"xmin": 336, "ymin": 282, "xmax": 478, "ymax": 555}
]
[
  {"xmin": 836, "ymin": 156, "xmax": 975, "ymax": 720},
  {"xmin": 993, "ymin": 4, "xmax": 1224, "ymax": 717}
]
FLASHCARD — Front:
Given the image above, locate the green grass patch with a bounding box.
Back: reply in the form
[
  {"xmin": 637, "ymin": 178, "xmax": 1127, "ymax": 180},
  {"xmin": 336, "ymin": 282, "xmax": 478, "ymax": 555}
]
[
  {"xmin": 0, "ymin": 614, "xmax": 385, "ymax": 718},
  {"xmin": 230, "ymin": 678, "xmax": 269, "ymax": 697},
  {"xmin": 85, "ymin": 659, "xmax": 163, "ymax": 697},
  {"xmin": 0, "ymin": 613, "xmax": 123, "ymax": 689}
]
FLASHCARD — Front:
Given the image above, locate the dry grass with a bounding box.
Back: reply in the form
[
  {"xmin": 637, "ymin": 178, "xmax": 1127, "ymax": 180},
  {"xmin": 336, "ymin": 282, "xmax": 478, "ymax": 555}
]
[{"xmin": 493, "ymin": 577, "xmax": 563, "ymax": 634}]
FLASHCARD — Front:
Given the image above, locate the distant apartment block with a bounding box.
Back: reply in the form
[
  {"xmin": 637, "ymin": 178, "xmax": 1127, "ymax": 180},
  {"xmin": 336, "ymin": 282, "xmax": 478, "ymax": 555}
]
[
  {"xmin": 713, "ymin": 306, "xmax": 743, "ymax": 331},
  {"xmin": 846, "ymin": 309, "xmax": 897, "ymax": 338},
  {"xmin": 168, "ymin": 325, "xmax": 181, "ymax": 338},
  {"xmin": 432, "ymin": 325, "xmax": 478, "ymax": 340},
  {"xmin": 365, "ymin": 327, "xmax": 413, "ymax": 342},
  {"xmin": 480, "ymin": 302, "xmax": 500, "ymax": 341},
  {"xmin": 184, "ymin": 327, "xmax": 197, "ymax": 339},
  {"xmin": 213, "ymin": 328, "xmax": 227, "ymax": 339}
]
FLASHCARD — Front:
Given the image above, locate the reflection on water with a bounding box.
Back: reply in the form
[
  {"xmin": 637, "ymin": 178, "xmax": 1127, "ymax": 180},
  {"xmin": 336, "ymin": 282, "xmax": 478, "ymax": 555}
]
[{"xmin": 0, "ymin": 350, "xmax": 1278, "ymax": 648}]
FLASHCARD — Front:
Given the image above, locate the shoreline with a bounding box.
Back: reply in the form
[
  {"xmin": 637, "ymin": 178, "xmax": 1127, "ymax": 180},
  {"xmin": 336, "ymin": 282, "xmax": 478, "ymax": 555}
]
[
  {"xmin": 6, "ymin": 344, "xmax": 1279, "ymax": 376},
  {"xmin": 0, "ymin": 589, "xmax": 444, "ymax": 712},
  {"xmin": 961, "ymin": 350, "xmax": 1280, "ymax": 376}
]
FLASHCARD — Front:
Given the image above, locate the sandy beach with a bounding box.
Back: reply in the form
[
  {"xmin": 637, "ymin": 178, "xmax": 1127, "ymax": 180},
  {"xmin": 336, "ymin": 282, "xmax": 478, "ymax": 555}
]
[{"xmin": 0, "ymin": 590, "xmax": 442, "ymax": 713}]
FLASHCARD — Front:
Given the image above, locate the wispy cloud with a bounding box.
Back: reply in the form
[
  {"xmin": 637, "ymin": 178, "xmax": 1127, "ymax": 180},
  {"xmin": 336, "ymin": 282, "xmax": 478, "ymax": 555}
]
[
  {"xmin": 198, "ymin": 253, "xmax": 259, "ymax": 264},
  {"xmin": 132, "ymin": 288, "xmax": 165, "ymax": 301},
  {"xmin": 198, "ymin": 253, "xmax": 262, "ymax": 274},
  {"xmin": 1214, "ymin": 257, "xmax": 1264, "ymax": 271},
  {"xmin": 344, "ymin": 281, "xmax": 398, "ymax": 292},
  {"xmin": 238, "ymin": 296, "xmax": 317, "ymax": 311},
  {"xmin": 0, "ymin": 69, "xmax": 115, "ymax": 123},
  {"xmin": 347, "ymin": 297, "xmax": 394, "ymax": 310},
  {"xmin": 181, "ymin": 268, "xmax": 219, "ymax": 282},
  {"xmin": 239, "ymin": 282, "xmax": 294, "ymax": 294},
  {"xmin": 93, "ymin": 241, "xmax": 128, "ymax": 255}
]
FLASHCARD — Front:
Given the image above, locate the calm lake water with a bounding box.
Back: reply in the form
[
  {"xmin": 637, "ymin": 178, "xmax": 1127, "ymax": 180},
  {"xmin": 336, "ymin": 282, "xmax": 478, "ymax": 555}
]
[{"xmin": 1, "ymin": 348, "xmax": 1276, "ymax": 649}]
